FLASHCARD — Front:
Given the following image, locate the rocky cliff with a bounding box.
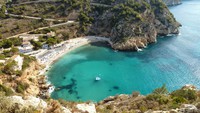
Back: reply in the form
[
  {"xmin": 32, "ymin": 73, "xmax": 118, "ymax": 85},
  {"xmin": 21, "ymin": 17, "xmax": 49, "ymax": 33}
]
[
  {"xmin": 89, "ymin": 0, "xmax": 181, "ymax": 51},
  {"xmin": 163, "ymin": 0, "xmax": 182, "ymax": 6}
]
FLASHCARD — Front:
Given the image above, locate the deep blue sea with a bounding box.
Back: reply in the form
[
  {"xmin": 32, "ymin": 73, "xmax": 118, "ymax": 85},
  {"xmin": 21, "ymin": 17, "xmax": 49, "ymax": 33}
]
[{"xmin": 47, "ymin": 0, "xmax": 200, "ymax": 102}]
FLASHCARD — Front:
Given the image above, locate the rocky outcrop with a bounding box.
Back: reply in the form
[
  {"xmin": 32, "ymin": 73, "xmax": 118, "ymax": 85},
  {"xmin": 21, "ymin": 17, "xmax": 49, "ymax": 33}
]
[
  {"xmin": 76, "ymin": 103, "xmax": 96, "ymax": 113},
  {"xmin": 163, "ymin": 0, "xmax": 182, "ymax": 6},
  {"xmin": 7, "ymin": 96, "xmax": 47, "ymax": 110},
  {"xmin": 0, "ymin": 96, "xmax": 72, "ymax": 113},
  {"xmin": 18, "ymin": 61, "xmax": 42, "ymax": 96},
  {"xmin": 96, "ymin": 85, "xmax": 200, "ymax": 113},
  {"xmin": 90, "ymin": 0, "xmax": 181, "ymax": 51},
  {"xmin": 146, "ymin": 104, "xmax": 200, "ymax": 113}
]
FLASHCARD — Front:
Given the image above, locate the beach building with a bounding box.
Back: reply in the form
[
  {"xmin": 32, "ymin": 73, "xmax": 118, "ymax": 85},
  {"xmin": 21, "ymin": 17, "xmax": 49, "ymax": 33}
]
[
  {"xmin": 42, "ymin": 44, "xmax": 49, "ymax": 49},
  {"xmin": 19, "ymin": 41, "xmax": 33, "ymax": 53},
  {"xmin": 19, "ymin": 35, "xmax": 39, "ymax": 42},
  {"xmin": 18, "ymin": 35, "xmax": 38, "ymax": 53},
  {"xmin": 18, "ymin": 31, "xmax": 56, "ymax": 53}
]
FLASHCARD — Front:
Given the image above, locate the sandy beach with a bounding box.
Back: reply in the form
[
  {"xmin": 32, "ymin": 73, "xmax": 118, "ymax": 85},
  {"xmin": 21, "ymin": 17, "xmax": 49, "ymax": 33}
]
[{"xmin": 36, "ymin": 36, "xmax": 111, "ymax": 75}]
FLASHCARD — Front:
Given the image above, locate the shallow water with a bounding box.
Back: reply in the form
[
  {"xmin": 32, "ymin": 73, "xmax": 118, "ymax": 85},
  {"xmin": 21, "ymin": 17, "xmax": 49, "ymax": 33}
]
[{"xmin": 47, "ymin": 0, "xmax": 200, "ymax": 102}]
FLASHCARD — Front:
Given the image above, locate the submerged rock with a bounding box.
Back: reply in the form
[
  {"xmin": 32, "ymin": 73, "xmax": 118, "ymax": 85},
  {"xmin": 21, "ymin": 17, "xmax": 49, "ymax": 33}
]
[{"xmin": 113, "ymin": 86, "xmax": 119, "ymax": 90}]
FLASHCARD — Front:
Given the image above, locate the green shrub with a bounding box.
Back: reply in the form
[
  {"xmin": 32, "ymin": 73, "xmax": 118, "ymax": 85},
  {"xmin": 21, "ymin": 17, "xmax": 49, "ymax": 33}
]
[
  {"xmin": 158, "ymin": 95, "xmax": 169, "ymax": 104},
  {"xmin": 46, "ymin": 37, "xmax": 57, "ymax": 46},
  {"xmin": 0, "ymin": 54, "xmax": 5, "ymax": 60},
  {"xmin": 139, "ymin": 106, "xmax": 147, "ymax": 112},
  {"xmin": 61, "ymin": 32, "xmax": 70, "ymax": 40},
  {"xmin": 3, "ymin": 60, "xmax": 17, "ymax": 75},
  {"xmin": 3, "ymin": 47, "xmax": 19, "ymax": 57},
  {"xmin": 146, "ymin": 94, "xmax": 161, "ymax": 101},
  {"xmin": 0, "ymin": 33, "xmax": 2, "ymax": 39},
  {"xmin": 16, "ymin": 82, "xmax": 29, "ymax": 94},
  {"xmin": 0, "ymin": 5, "xmax": 6, "ymax": 18},
  {"xmin": 78, "ymin": 11, "xmax": 93, "ymax": 32},
  {"xmin": 21, "ymin": 55, "xmax": 36, "ymax": 70},
  {"xmin": 171, "ymin": 89, "xmax": 197, "ymax": 101},
  {"xmin": 0, "ymin": 84, "xmax": 14, "ymax": 96},
  {"xmin": 30, "ymin": 40, "xmax": 42, "ymax": 50},
  {"xmin": 146, "ymin": 94, "xmax": 169, "ymax": 105},
  {"xmin": 1, "ymin": 39, "xmax": 13, "ymax": 48},
  {"xmin": 39, "ymin": 36, "xmax": 47, "ymax": 42},
  {"xmin": 172, "ymin": 96, "xmax": 187, "ymax": 104},
  {"xmin": 3, "ymin": 50, "xmax": 13, "ymax": 57},
  {"xmin": 10, "ymin": 38, "xmax": 22, "ymax": 46},
  {"xmin": 153, "ymin": 84, "xmax": 168, "ymax": 95},
  {"xmin": 169, "ymin": 103, "xmax": 180, "ymax": 109},
  {"xmin": 15, "ymin": 70, "xmax": 22, "ymax": 76}
]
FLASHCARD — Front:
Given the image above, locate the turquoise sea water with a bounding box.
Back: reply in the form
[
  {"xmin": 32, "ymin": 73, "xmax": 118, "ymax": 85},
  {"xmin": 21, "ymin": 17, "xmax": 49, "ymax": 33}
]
[{"xmin": 47, "ymin": 0, "xmax": 200, "ymax": 102}]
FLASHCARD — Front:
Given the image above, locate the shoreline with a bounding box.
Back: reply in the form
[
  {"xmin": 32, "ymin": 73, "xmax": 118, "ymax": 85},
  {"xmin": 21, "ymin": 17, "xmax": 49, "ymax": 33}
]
[{"xmin": 38, "ymin": 36, "xmax": 111, "ymax": 76}]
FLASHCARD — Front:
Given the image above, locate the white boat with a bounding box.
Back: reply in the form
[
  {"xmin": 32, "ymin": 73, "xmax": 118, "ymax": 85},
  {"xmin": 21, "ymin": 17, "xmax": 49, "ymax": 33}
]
[{"xmin": 95, "ymin": 77, "xmax": 101, "ymax": 81}]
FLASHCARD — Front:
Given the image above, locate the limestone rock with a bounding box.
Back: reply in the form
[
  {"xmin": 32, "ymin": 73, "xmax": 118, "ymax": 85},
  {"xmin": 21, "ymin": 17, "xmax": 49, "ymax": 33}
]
[
  {"xmin": 61, "ymin": 106, "xmax": 72, "ymax": 113},
  {"xmin": 76, "ymin": 103, "xmax": 96, "ymax": 113},
  {"xmin": 7, "ymin": 96, "xmax": 47, "ymax": 110},
  {"xmin": 11, "ymin": 55, "xmax": 24, "ymax": 71},
  {"xmin": 180, "ymin": 104, "xmax": 198, "ymax": 113},
  {"xmin": 182, "ymin": 84, "xmax": 197, "ymax": 90}
]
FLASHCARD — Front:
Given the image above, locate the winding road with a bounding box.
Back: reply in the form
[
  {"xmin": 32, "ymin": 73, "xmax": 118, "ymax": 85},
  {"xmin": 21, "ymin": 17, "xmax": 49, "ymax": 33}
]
[
  {"xmin": 5, "ymin": 12, "xmax": 64, "ymax": 22},
  {"xmin": 11, "ymin": 0, "xmax": 112, "ymax": 8},
  {"xmin": 3, "ymin": 0, "xmax": 111, "ymax": 39},
  {"xmin": 6, "ymin": 0, "xmax": 111, "ymax": 22},
  {"xmin": 6, "ymin": 21, "xmax": 76, "ymax": 39},
  {"xmin": 11, "ymin": 0, "xmax": 60, "ymax": 6}
]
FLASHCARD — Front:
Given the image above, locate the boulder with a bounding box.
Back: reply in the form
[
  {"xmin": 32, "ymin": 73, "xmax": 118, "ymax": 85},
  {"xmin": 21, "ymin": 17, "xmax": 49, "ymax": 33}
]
[
  {"xmin": 76, "ymin": 103, "xmax": 96, "ymax": 113},
  {"xmin": 180, "ymin": 104, "xmax": 198, "ymax": 113}
]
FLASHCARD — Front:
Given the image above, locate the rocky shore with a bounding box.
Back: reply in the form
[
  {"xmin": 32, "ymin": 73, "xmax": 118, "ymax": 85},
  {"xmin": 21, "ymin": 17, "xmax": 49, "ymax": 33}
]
[
  {"xmin": 19, "ymin": 61, "xmax": 52, "ymax": 98},
  {"xmin": 163, "ymin": 0, "xmax": 182, "ymax": 6}
]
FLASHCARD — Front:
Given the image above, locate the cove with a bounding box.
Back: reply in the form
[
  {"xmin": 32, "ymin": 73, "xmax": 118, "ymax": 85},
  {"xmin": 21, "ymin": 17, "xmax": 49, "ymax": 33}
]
[{"xmin": 47, "ymin": 0, "xmax": 200, "ymax": 102}]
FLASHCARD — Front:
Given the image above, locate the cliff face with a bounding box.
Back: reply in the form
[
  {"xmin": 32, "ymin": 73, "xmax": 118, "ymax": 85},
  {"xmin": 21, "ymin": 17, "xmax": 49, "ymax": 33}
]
[
  {"xmin": 90, "ymin": 0, "xmax": 181, "ymax": 51},
  {"xmin": 163, "ymin": 0, "xmax": 182, "ymax": 6}
]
